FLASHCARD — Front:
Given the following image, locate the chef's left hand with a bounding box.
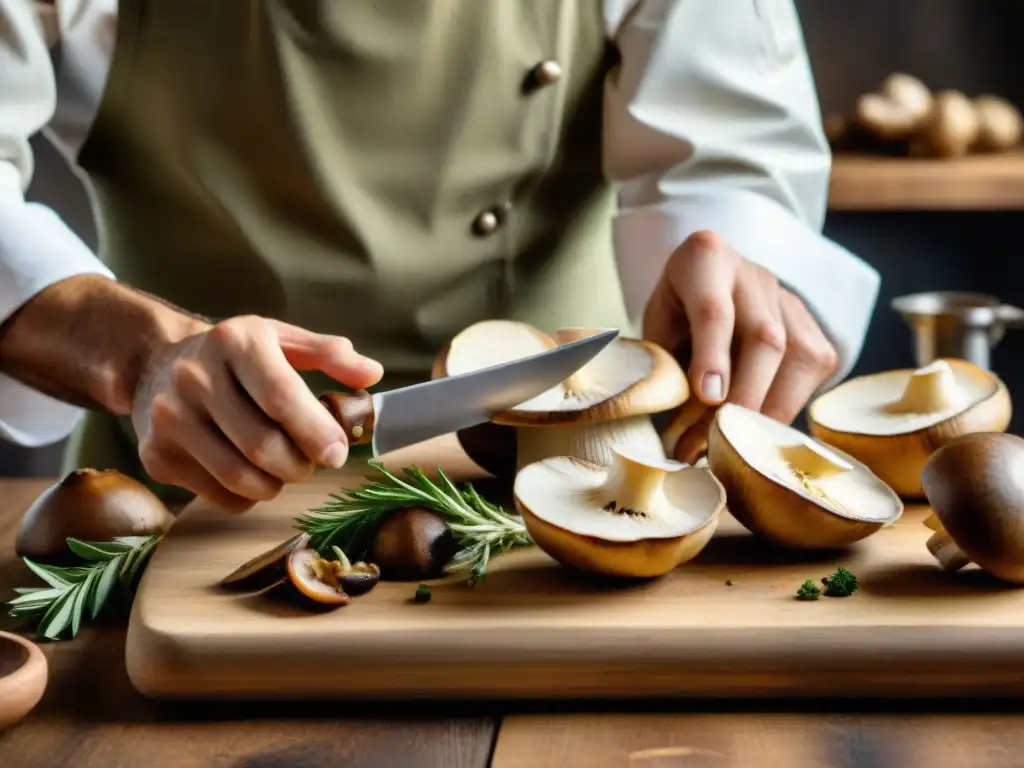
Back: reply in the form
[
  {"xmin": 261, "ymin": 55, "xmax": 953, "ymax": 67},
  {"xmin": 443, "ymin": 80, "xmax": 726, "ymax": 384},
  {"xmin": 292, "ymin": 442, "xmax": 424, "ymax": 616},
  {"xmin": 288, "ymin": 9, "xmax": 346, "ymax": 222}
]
[{"xmin": 644, "ymin": 230, "xmax": 839, "ymax": 463}]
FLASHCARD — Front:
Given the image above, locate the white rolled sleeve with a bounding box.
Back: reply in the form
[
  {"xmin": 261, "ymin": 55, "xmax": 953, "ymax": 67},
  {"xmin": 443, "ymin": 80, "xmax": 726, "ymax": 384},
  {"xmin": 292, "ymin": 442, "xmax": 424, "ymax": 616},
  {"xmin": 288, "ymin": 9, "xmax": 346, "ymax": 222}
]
[
  {"xmin": 0, "ymin": 0, "xmax": 114, "ymax": 447},
  {"xmin": 605, "ymin": 0, "xmax": 880, "ymax": 390}
]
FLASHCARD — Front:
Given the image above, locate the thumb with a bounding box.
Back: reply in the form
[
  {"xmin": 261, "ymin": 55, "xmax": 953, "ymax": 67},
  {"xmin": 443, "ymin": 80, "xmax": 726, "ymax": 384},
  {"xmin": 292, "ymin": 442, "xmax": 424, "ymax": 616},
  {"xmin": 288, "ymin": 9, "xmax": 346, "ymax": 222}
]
[{"xmin": 271, "ymin": 321, "xmax": 384, "ymax": 389}]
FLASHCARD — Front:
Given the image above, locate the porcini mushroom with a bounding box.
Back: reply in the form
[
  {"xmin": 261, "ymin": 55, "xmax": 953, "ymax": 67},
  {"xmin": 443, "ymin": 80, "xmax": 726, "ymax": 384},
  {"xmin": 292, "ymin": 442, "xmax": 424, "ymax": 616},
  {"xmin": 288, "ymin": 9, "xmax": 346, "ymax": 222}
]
[
  {"xmin": 706, "ymin": 403, "xmax": 903, "ymax": 548},
  {"xmin": 369, "ymin": 506, "xmax": 459, "ymax": 580},
  {"xmin": 921, "ymin": 432, "xmax": 1024, "ymax": 584},
  {"xmin": 914, "ymin": 90, "xmax": 980, "ymax": 158},
  {"xmin": 974, "ymin": 94, "xmax": 1024, "ymax": 152},
  {"xmin": 435, "ymin": 320, "xmax": 689, "ymax": 470},
  {"xmin": 807, "ymin": 359, "xmax": 1011, "ymax": 498},
  {"xmin": 15, "ymin": 469, "xmax": 175, "ymax": 562},
  {"xmin": 513, "ymin": 444, "xmax": 726, "ymax": 578}
]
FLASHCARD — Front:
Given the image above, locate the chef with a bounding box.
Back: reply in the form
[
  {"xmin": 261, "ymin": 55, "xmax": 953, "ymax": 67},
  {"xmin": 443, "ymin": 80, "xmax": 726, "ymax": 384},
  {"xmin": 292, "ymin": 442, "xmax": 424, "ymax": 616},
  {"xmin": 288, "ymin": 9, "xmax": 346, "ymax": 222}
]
[{"xmin": 0, "ymin": 0, "xmax": 879, "ymax": 511}]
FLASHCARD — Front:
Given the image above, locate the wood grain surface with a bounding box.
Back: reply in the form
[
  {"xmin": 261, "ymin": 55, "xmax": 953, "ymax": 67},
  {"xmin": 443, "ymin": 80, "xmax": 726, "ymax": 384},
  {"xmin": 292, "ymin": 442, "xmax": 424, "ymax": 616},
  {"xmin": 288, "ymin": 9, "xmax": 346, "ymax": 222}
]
[
  {"xmin": 128, "ymin": 444, "xmax": 1024, "ymax": 700},
  {"xmin": 0, "ymin": 464, "xmax": 497, "ymax": 768},
  {"xmin": 828, "ymin": 151, "xmax": 1024, "ymax": 210},
  {"xmin": 492, "ymin": 712, "xmax": 1024, "ymax": 768}
]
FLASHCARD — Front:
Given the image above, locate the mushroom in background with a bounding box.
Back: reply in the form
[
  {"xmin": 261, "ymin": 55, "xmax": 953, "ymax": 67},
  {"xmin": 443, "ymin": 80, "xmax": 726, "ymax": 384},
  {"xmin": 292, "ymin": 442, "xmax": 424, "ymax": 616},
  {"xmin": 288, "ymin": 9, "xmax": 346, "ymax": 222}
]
[
  {"xmin": 921, "ymin": 432, "xmax": 1024, "ymax": 584},
  {"xmin": 913, "ymin": 90, "xmax": 981, "ymax": 158},
  {"xmin": 974, "ymin": 94, "xmax": 1024, "ymax": 151},
  {"xmin": 434, "ymin": 320, "xmax": 689, "ymax": 471},
  {"xmin": 807, "ymin": 359, "xmax": 1011, "ymax": 498},
  {"xmin": 706, "ymin": 403, "xmax": 903, "ymax": 549},
  {"xmin": 513, "ymin": 444, "xmax": 726, "ymax": 578}
]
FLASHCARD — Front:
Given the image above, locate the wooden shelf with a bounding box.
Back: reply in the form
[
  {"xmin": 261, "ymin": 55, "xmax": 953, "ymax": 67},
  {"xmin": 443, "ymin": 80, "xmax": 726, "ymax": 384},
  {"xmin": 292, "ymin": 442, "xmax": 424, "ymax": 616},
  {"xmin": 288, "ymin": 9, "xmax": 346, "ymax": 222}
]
[{"xmin": 828, "ymin": 151, "xmax": 1024, "ymax": 211}]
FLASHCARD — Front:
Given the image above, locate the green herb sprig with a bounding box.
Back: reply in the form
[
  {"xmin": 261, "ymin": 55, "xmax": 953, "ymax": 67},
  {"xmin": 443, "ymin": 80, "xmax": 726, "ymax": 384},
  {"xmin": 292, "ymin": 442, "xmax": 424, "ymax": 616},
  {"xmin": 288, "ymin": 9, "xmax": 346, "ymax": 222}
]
[
  {"xmin": 795, "ymin": 579, "xmax": 821, "ymax": 601},
  {"xmin": 821, "ymin": 567, "xmax": 859, "ymax": 597},
  {"xmin": 6, "ymin": 535, "xmax": 161, "ymax": 641},
  {"xmin": 294, "ymin": 461, "xmax": 532, "ymax": 586}
]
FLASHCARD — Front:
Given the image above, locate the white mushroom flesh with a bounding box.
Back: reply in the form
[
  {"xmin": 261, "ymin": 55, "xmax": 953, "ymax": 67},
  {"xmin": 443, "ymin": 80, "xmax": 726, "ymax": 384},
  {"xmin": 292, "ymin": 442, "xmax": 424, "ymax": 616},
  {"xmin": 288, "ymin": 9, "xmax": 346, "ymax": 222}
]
[
  {"xmin": 445, "ymin": 320, "xmax": 651, "ymax": 413},
  {"xmin": 717, "ymin": 404, "xmax": 900, "ymax": 522},
  {"xmin": 514, "ymin": 445, "xmax": 722, "ymax": 541},
  {"xmin": 809, "ymin": 360, "xmax": 996, "ymax": 436}
]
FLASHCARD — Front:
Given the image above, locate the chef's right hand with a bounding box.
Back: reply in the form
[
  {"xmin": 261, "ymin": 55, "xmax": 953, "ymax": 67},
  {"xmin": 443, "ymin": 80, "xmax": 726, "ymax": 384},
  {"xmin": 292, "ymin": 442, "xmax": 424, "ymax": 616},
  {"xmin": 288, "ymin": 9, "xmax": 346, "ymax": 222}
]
[{"xmin": 131, "ymin": 315, "xmax": 384, "ymax": 512}]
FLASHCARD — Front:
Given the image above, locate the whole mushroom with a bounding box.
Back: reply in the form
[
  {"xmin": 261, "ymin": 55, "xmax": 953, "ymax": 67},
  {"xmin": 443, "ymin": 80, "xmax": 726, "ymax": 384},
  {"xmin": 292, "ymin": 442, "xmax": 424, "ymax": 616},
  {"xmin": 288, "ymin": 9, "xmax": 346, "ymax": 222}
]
[
  {"xmin": 854, "ymin": 72, "xmax": 933, "ymax": 142},
  {"xmin": 808, "ymin": 359, "xmax": 1011, "ymax": 498},
  {"xmin": 369, "ymin": 506, "xmax": 459, "ymax": 580},
  {"xmin": 974, "ymin": 94, "xmax": 1024, "ymax": 152},
  {"xmin": 16, "ymin": 469, "xmax": 175, "ymax": 562},
  {"xmin": 921, "ymin": 432, "xmax": 1024, "ymax": 583},
  {"xmin": 913, "ymin": 91, "xmax": 980, "ymax": 158},
  {"xmin": 434, "ymin": 320, "xmax": 689, "ymax": 471}
]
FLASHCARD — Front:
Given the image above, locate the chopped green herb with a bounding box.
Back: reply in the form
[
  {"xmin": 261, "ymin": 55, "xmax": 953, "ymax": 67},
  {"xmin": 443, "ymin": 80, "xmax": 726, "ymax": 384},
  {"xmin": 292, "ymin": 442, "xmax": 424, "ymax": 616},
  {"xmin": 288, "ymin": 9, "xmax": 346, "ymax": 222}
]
[
  {"xmin": 821, "ymin": 567, "xmax": 859, "ymax": 597},
  {"xmin": 414, "ymin": 584, "xmax": 432, "ymax": 603},
  {"xmin": 796, "ymin": 579, "xmax": 821, "ymax": 601}
]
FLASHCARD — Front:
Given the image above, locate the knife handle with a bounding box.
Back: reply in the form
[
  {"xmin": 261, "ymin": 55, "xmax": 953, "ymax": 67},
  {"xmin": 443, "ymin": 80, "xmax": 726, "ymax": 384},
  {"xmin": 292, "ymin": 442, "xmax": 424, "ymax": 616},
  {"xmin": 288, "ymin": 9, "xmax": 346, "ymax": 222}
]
[{"xmin": 319, "ymin": 390, "xmax": 375, "ymax": 446}]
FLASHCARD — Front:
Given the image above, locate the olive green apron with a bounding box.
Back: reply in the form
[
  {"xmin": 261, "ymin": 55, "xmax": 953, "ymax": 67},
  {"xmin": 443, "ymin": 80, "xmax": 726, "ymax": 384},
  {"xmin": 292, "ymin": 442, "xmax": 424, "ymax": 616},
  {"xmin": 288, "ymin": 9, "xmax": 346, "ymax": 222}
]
[{"xmin": 63, "ymin": 0, "xmax": 632, "ymax": 503}]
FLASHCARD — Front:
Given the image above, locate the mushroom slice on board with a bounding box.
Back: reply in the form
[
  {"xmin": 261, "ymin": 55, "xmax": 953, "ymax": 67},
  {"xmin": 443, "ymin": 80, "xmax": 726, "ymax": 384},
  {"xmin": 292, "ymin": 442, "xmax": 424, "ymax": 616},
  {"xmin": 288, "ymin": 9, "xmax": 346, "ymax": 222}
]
[
  {"xmin": 807, "ymin": 359, "xmax": 1011, "ymax": 498},
  {"xmin": 437, "ymin": 320, "xmax": 689, "ymax": 470},
  {"xmin": 922, "ymin": 432, "xmax": 1024, "ymax": 584},
  {"xmin": 707, "ymin": 403, "xmax": 903, "ymax": 549},
  {"xmin": 513, "ymin": 444, "xmax": 726, "ymax": 578}
]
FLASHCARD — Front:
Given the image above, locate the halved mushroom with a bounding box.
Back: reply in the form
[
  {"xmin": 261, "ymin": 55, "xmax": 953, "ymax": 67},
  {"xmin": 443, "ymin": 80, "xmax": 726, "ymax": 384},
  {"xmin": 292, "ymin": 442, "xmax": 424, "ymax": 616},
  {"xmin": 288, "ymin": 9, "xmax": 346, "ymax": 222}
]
[
  {"xmin": 808, "ymin": 359, "xmax": 1011, "ymax": 498},
  {"xmin": 707, "ymin": 403, "xmax": 903, "ymax": 549},
  {"xmin": 285, "ymin": 546, "xmax": 381, "ymax": 606},
  {"xmin": 922, "ymin": 432, "xmax": 1024, "ymax": 583},
  {"xmin": 435, "ymin": 320, "xmax": 689, "ymax": 470},
  {"xmin": 221, "ymin": 532, "xmax": 309, "ymax": 591},
  {"xmin": 513, "ymin": 444, "xmax": 726, "ymax": 578}
]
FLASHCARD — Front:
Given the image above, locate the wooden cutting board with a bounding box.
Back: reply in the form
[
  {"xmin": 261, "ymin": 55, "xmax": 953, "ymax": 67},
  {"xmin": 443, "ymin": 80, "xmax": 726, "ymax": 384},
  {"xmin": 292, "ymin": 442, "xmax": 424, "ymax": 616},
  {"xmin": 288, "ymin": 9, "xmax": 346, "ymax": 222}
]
[{"xmin": 125, "ymin": 438, "xmax": 1024, "ymax": 701}]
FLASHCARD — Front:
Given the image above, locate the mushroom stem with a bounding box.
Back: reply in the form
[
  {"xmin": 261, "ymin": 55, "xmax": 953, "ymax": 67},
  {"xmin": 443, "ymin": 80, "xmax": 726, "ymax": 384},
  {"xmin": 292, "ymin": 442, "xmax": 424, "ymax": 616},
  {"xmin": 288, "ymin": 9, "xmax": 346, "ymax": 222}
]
[
  {"xmin": 888, "ymin": 360, "xmax": 966, "ymax": 414},
  {"xmin": 923, "ymin": 512, "xmax": 943, "ymax": 531},
  {"xmin": 778, "ymin": 441, "xmax": 852, "ymax": 480},
  {"xmin": 515, "ymin": 415, "xmax": 665, "ymax": 471},
  {"xmin": 592, "ymin": 447, "xmax": 685, "ymax": 519},
  {"xmin": 926, "ymin": 529, "xmax": 971, "ymax": 572}
]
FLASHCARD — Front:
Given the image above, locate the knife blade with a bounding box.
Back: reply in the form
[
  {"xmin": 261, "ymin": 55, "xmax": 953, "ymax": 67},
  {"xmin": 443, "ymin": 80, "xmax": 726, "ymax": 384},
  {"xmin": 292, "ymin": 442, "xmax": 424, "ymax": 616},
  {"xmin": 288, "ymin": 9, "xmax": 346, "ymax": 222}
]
[{"xmin": 319, "ymin": 328, "xmax": 618, "ymax": 456}]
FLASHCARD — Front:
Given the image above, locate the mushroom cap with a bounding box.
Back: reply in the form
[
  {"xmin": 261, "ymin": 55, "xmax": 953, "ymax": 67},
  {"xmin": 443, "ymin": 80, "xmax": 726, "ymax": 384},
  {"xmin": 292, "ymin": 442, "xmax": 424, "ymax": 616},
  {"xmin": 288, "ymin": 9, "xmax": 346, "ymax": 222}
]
[
  {"xmin": 285, "ymin": 548, "xmax": 352, "ymax": 606},
  {"xmin": 221, "ymin": 532, "xmax": 309, "ymax": 590},
  {"xmin": 513, "ymin": 444, "xmax": 726, "ymax": 578},
  {"xmin": 439, "ymin": 320, "xmax": 689, "ymax": 426},
  {"xmin": 707, "ymin": 403, "xmax": 903, "ymax": 549},
  {"xmin": 922, "ymin": 432, "xmax": 1024, "ymax": 583},
  {"xmin": 369, "ymin": 507, "xmax": 460, "ymax": 580},
  {"xmin": 15, "ymin": 468, "xmax": 176, "ymax": 562},
  {"xmin": 807, "ymin": 359, "xmax": 1011, "ymax": 497}
]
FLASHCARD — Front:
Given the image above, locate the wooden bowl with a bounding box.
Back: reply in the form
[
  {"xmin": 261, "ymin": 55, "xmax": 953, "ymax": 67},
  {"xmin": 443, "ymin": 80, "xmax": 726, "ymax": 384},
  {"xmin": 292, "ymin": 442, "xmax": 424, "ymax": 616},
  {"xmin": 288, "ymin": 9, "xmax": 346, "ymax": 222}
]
[{"xmin": 0, "ymin": 631, "xmax": 47, "ymax": 732}]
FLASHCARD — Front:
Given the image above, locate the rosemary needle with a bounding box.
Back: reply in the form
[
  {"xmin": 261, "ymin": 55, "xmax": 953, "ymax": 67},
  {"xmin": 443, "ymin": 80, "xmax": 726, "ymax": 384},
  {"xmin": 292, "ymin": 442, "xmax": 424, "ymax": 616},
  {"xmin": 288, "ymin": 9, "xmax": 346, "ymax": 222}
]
[{"xmin": 294, "ymin": 461, "xmax": 532, "ymax": 585}]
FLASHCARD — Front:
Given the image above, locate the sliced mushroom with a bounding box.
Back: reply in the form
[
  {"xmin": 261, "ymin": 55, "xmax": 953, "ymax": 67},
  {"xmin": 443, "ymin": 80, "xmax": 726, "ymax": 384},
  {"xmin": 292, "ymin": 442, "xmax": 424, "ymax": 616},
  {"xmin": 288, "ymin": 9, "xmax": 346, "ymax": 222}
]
[
  {"xmin": 437, "ymin": 320, "xmax": 689, "ymax": 470},
  {"xmin": 220, "ymin": 533, "xmax": 309, "ymax": 591},
  {"xmin": 707, "ymin": 403, "xmax": 903, "ymax": 549},
  {"xmin": 922, "ymin": 432, "xmax": 1024, "ymax": 583},
  {"xmin": 285, "ymin": 546, "xmax": 382, "ymax": 607},
  {"xmin": 16, "ymin": 468, "xmax": 175, "ymax": 562},
  {"xmin": 808, "ymin": 359, "xmax": 1011, "ymax": 498},
  {"xmin": 513, "ymin": 444, "xmax": 726, "ymax": 578}
]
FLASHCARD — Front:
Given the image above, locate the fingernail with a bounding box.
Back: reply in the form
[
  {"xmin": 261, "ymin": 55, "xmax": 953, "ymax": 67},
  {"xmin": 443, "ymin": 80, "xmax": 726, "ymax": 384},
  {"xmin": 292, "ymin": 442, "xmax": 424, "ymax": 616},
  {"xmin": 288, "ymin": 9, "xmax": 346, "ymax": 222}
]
[
  {"xmin": 320, "ymin": 442, "xmax": 348, "ymax": 469},
  {"xmin": 701, "ymin": 373, "xmax": 724, "ymax": 403}
]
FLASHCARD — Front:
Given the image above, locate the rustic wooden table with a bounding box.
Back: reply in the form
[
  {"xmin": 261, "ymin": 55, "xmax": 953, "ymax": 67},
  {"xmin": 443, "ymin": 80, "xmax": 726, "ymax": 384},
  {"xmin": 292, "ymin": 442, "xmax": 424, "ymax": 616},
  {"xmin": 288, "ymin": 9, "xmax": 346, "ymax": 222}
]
[{"xmin": 4, "ymin": 475, "xmax": 1024, "ymax": 768}]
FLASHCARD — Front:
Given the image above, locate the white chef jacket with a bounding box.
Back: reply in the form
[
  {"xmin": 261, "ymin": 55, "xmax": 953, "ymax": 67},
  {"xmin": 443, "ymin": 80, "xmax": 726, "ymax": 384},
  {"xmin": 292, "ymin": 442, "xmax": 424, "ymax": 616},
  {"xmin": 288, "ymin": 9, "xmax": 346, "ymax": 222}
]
[{"xmin": 0, "ymin": 0, "xmax": 880, "ymax": 447}]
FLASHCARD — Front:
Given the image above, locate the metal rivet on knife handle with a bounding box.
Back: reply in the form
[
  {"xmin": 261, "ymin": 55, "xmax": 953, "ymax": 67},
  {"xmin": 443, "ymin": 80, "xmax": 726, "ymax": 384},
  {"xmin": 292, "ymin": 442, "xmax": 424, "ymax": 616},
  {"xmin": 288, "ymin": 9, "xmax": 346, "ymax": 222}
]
[{"xmin": 319, "ymin": 390, "xmax": 375, "ymax": 446}]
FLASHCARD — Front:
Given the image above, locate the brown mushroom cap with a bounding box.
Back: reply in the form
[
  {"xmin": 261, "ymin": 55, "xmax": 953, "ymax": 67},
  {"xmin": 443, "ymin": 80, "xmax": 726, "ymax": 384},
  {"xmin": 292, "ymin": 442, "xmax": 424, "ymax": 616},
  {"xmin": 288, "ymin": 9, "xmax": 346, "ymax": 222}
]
[
  {"xmin": 513, "ymin": 445, "xmax": 726, "ymax": 578},
  {"xmin": 438, "ymin": 320, "xmax": 689, "ymax": 426},
  {"xmin": 16, "ymin": 469, "xmax": 175, "ymax": 562},
  {"xmin": 808, "ymin": 359, "xmax": 1011, "ymax": 498},
  {"xmin": 707, "ymin": 403, "xmax": 903, "ymax": 549},
  {"xmin": 369, "ymin": 507, "xmax": 459, "ymax": 580},
  {"xmin": 922, "ymin": 432, "xmax": 1024, "ymax": 583},
  {"xmin": 221, "ymin": 533, "xmax": 309, "ymax": 590}
]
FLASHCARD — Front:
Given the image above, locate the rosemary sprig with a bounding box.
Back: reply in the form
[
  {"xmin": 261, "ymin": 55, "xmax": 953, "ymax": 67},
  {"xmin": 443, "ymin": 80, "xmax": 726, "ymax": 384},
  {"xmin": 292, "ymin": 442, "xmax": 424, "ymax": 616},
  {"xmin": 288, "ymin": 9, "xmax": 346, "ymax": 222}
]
[
  {"xmin": 6, "ymin": 535, "xmax": 161, "ymax": 641},
  {"xmin": 294, "ymin": 461, "xmax": 532, "ymax": 586}
]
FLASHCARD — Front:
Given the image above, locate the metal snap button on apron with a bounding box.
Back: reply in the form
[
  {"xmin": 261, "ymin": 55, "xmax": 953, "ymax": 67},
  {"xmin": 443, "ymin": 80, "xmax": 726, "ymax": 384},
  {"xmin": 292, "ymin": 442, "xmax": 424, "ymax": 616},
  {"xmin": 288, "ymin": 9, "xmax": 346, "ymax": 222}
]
[
  {"xmin": 472, "ymin": 208, "xmax": 503, "ymax": 237},
  {"xmin": 528, "ymin": 60, "xmax": 562, "ymax": 90}
]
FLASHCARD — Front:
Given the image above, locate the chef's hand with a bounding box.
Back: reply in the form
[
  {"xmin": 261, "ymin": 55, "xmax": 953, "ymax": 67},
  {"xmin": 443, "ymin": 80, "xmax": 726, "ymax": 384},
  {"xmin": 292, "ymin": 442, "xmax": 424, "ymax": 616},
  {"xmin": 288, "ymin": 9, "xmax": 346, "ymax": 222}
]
[
  {"xmin": 132, "ymin": 315, "xmax": 384, "ymax": 512},
  {"xmin": 644, "ymin": 231, "xmax": 839, "ymax": 463}
]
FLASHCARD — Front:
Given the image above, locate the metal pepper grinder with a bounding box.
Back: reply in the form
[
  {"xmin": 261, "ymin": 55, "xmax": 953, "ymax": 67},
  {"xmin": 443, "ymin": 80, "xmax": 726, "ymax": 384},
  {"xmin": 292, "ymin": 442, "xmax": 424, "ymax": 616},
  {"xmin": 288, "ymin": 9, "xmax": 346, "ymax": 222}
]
[{"xmin": 891, "ymin": 291, "xmax": 1024, "ymax": 370}]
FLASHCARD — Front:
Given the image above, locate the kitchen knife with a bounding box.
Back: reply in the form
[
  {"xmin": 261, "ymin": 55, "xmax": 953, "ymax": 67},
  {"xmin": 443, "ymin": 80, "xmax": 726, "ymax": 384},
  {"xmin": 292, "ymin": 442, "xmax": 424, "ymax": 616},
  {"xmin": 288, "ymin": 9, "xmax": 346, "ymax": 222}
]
[{"xmin": 319, "ymin": 328, "xmax": 618, "ymax": 456}]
